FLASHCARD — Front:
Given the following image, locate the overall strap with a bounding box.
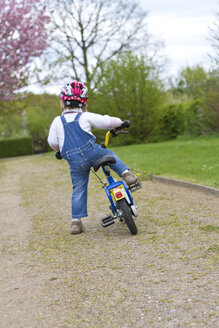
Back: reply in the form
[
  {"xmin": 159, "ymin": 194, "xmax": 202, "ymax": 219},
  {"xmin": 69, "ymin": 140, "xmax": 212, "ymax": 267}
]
[
  {"xmin": 75, "ymin": 112, "xmax": 82, "ymax": 121},
  {"xmin": 60, "ymin": 115, "xmax": 67, "ymax": 125}
]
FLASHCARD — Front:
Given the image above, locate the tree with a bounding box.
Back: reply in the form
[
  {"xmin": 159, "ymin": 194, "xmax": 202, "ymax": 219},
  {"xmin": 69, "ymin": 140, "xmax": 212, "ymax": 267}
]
[
  {"xmin": 205, "ymin": 70, "xmax": 219, "ymax": 131},
  {"xmin": 91, "ymin": 52, "xmax": 165, "ymax": 143},
  {"xmin": 209, "ymin": 10, "xmax": 219, "ymax": 66},
  {"xmin": 168, "ymin": 65, "xmax": 219, "ymax": 134},
  {"xmin": 0, "ymin": 0, "xmax": 50, "ymax": 101},
  {"xmin": 169, "ymin": 65, "xmax": 208, "ymax": 99},
  {"xmin": 47, "ymin": 0, "xmax": 150, "ymax": 90}
]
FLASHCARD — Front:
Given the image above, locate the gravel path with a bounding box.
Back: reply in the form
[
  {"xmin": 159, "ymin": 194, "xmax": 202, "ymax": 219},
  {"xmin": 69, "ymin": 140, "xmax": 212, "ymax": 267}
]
[{"xmin": 0, "ymin": 154, "xmax": 218, "ymax": 328}]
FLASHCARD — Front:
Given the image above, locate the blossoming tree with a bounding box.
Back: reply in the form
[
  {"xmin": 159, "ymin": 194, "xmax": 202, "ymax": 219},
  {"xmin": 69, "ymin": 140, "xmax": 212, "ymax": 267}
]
[{"xmin": 0, "ymin": 0, "xmax": 50, "ymax": 101}]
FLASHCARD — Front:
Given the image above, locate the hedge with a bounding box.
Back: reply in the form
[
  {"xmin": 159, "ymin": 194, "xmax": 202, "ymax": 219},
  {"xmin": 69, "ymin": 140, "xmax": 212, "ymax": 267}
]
[
  {"xmin": 157, "ymin": 99, "xmax": 212, "ymax": 141},
  {"xmin": 0, "ymin": 136, "xmax": 34, "ymax": 158}
]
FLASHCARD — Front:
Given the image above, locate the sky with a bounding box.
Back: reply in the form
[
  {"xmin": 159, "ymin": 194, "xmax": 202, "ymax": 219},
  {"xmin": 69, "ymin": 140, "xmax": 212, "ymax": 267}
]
[
  {"xmin": 29, "ymin": 0, "xmax": 218, "ymax": 94},
  {"xmin": 140, "ymin": 0, "xmax": 218, "ymax": 76}
]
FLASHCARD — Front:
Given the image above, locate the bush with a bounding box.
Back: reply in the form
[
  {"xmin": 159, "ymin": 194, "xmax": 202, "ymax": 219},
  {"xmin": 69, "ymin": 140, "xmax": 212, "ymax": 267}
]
[
  {"xmin": 158, "ymin": 103, "xmax": 185, "ymax": 140},
  {"xmin": 183, "ymin": 99, "xmax": 211, "ymax": 135},
  {"xmin": 158, "ymin": 99, "xmax": 212, "ymax": 140},
  {"xmin": 0, "ymin": 136, "xmax": 34, "ymax": 158}
]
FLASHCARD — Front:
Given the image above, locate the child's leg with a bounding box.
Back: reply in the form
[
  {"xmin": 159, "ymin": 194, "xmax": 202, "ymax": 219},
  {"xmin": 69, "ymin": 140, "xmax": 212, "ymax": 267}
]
[
  {"xmin": 92, "ymin": 146, "xmax": 137, "ymax": 185},
  {"xmin": 107, "ymin": 152, "xmax": 138, "ymax": 185},
  {"xmin": 70, "ymin": 168, "xmax": 90, "ymax": 219},
  {"xmin": 92, "ymin": 145, "xmax": 128, "ymax": 177},
  {"xmin": 107, "ymin": 151, "xmax": 129, "ymax": 177}
]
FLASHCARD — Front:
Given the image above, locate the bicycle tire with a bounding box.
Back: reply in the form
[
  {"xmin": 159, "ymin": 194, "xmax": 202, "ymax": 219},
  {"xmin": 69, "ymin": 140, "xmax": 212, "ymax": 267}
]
[{"xmin": 117, "ymin": 198, "xmax": 138, "ymax": 235}]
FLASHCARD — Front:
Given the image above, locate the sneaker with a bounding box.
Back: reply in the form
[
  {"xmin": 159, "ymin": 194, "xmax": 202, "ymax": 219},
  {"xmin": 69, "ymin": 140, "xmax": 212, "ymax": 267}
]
[
  {"xmin": 122, "ymin": 171, "xmax": 138, "ymax": 186},
  {"xmin": 71, "ymin": 221, "xmax": 84, "ymax": 234}
]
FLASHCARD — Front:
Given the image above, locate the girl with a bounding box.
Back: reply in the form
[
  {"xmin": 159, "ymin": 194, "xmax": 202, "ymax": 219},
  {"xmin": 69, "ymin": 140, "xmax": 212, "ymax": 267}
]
[{"xmin": 48, "ymin": 81, "xmax": 137, "ymax": 234}]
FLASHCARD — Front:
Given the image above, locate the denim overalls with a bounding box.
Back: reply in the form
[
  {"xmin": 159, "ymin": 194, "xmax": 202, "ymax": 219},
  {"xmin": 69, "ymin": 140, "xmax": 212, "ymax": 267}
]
[{"xmin": 60, "ymin": 112, "xmax": 128, "ymax": 219}]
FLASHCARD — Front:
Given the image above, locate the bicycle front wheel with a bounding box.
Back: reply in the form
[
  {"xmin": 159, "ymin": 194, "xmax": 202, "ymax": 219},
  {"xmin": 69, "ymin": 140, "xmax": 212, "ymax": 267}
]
[{"xmin": 117, "ymin": 198, "xmax": 138, "ymax": 235}]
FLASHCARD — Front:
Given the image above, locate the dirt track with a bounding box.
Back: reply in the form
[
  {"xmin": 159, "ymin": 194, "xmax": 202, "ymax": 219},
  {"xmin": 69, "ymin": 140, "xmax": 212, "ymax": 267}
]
[{"xmin": 0, "ymin": 154, "xmax": 218, "ymax": 328}]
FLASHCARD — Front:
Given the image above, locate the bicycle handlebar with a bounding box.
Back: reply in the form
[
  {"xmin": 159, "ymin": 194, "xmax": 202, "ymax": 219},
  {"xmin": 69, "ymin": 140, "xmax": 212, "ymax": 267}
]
[{"xmin": 103, "ymin": 120, "xmax": 130, "ymax": 148}]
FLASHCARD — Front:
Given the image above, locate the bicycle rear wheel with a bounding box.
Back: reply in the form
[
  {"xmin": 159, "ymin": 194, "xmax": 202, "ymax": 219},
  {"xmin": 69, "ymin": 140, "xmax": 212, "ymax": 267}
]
[{"xmin": 117, "ymin": 198, "xmax": 138, "ymax": 235}]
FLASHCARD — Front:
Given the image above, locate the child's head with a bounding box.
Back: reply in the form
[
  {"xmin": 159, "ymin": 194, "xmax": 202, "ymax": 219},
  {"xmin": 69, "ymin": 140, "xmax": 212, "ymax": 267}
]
[{"xmin": 60, "ymin": 81, "xmax": 88, "ymax": 112}]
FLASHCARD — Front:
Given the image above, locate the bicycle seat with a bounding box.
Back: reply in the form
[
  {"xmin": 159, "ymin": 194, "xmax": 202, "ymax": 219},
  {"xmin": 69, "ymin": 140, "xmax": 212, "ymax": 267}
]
[{"xmin": 93, "ymin": 156, "xmax": 116, "ymax": 172}]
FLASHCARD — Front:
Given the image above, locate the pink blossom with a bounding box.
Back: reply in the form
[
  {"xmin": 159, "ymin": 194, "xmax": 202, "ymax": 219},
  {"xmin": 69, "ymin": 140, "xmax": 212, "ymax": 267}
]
[{"xmin": 0, "ymin": 0, "xmax": 50, "ymax": 101}]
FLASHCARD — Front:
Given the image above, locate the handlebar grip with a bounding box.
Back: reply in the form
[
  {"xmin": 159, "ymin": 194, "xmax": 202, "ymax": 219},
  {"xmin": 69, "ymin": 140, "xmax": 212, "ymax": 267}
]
[
  {"xmin": 122, "ymin": 120, "xmax": 130, "ymax": 128},
  {"xmin": 55, "ymin": 151, "xmax": 62, "ymax": 160},
  {"xmin": 115, "ymin": 120, "xmax": 130, "ymax": 131}
]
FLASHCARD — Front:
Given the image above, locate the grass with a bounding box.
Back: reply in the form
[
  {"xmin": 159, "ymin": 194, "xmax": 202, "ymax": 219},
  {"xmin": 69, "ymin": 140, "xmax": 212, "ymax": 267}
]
[{"xmin": 110, "ymin": 134, "xmax": 219, "ymax": 188}]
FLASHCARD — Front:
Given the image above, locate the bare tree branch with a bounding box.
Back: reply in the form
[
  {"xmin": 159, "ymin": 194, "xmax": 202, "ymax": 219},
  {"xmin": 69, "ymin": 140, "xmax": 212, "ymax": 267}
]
[
  {"xmin": 208, "ymin": 11, "xmax": 219, "ymax": 66},
  {"xmin": 47, "ymin": 0, "xmax": 152, "ymax": 88}
]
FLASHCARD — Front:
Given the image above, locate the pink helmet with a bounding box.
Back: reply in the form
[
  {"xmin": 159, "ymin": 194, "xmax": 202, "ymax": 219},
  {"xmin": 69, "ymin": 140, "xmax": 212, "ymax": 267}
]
[{"xmin": 60, "ymin": 81, "xmax": 88, "ymax": 106}]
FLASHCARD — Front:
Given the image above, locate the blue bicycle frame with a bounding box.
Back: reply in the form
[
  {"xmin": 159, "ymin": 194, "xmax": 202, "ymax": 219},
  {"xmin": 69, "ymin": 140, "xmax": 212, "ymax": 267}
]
[{"xmin": 102, "ymin": 165, "xmax": 134, "ymax": 216}]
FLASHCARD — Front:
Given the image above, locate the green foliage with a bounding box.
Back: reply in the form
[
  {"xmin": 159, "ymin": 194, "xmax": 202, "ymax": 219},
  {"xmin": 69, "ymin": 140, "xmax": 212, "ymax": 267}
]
[
  {"xmin": 0, "ymin": 62, "xmax": 218, "ymax": 152},
  {"xmin": 170, "ymin": 65, "xmax": 208, "ymax": 99},
  {"xmin": 204, "ymin": 70, "xmax": 219, "ymax": 131},
  {"xmin": 25, "ymin": 93, "xmax": 60, "ymax": 139},
  {"xmin": 25, "ymin": 94, "xmax": 60, "ymax": 152},
  {"xmin": 158, "ymin": 99, "xmax": 212, "ymax": 140},
  {"xmin": 168, "ymin": 66, "xmax": 219, "ymax": 134},
  {"xmin": 0, "ymin": 93, "xmax": 60, "ymax": 152},
  {"xmin": 89, "ymin": 52, "xmax": 165, "ymax": 144},
  {"xmin": 0, "ymin": 136, "xmax": 33, "ymax": 158},
  {"xmin": 0, "ymin": 113, "xmax": 27, "ymax": 138},
  {"xmin": 158, "ymin": 103, "xmax": 185, "ymax": 140}
]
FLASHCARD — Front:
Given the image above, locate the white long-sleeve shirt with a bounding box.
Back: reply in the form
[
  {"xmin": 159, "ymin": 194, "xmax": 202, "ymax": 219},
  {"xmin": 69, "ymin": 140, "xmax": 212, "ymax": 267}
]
[{"xmin": 47, "ymin": 109, "xmax": 123, "ymax": 151}]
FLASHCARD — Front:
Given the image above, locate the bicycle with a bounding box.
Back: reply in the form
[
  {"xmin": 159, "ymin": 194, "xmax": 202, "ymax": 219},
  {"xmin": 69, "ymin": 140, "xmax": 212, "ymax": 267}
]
[
  {"xmin": 55, "ymin": 120, "xmax": 141, "ymax": 235},
  {"xmin": 91, "ymin": 120, "xmax": 142, "ymax": 235}
]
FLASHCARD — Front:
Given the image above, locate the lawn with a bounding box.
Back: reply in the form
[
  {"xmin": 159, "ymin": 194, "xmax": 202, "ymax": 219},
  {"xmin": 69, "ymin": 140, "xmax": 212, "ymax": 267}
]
[
  {"xmin": 110, "ymin": 135, "xmax": 219, "ymax": 188},
  {"xmin": 1, "ymin": 134, "xmax": 218, "ymax": 188}
]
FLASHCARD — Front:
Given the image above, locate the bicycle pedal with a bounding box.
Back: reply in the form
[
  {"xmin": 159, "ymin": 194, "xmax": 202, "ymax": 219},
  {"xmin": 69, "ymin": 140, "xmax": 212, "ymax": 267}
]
[
  {"xmin": 128, "ymin": 181, "xmax": 142, "ymax": 192},
  {"xmin": 101, "ymin": 215, "xmax": 115, "ymax": 227}
]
